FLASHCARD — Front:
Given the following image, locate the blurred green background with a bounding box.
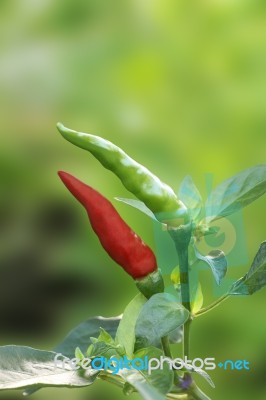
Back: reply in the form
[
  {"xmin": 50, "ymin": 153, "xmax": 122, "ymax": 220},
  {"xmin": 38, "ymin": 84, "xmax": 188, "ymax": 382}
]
[{"xmin": 0, "ymin": 1, "xmax": 265, "ymax": 399}]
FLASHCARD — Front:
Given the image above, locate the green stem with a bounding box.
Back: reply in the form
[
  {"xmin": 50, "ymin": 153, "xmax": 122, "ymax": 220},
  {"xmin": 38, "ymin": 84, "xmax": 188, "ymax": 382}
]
[
  {"xmin": 169, "ymin": 225, "xmax": 192, "ymax": 366},
  {"xmin": 99, "ymin": 372, "xmax": 125, "ymax": 389},
  {"xmin": 161, "ymin": 336, "xmax": 172, "ymax": 358},
  {"xmin": 161, "ymin": 336, "xmax": 180, "ymax": 386},
  {"xmin": 183, "ymin": 318, "xmax": 192, "ymax": 360},
  {"xmin": 176, "ymin": 246, "xmax": 191, "ymax": 313},
  {"xmin": 175, "ymin": 244, "xmax": 191, "ymax": 360},
  {"xmin": 194, "ymin": 293, "xmax": 229, "ymax": 317}
]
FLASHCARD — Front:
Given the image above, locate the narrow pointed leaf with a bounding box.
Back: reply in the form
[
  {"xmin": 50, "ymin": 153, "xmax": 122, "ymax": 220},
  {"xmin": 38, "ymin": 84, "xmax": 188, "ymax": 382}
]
[
  {"xmin": 178, "ymin": 176, "xmax": 202, "ymax": 220},
  {"xmin": 115, "ymin": 197, "xmax": 157, "ymax": 220},
  {"xmin": 189, "ymin": 367, "xmax": 215, "ymax": 388},
  {"xmin": 205, "ymin": 165, "xmax": 266, "ymax": 221},
  {"xmin": 97, "ymin": 328, "xmax": 114, "ymax": 344},
  {"xmin": 116, "ymin": 294, "xmax": 147, "ymax": 358},
  {"xmin": 191, "ymin": 283, "xmax": 203, "ymax": 314},
  {"xmin": 230, "ymin": 241, "xmax": 266, "ymax": 295},
  {"xmin": 181, "ymin": 360, "xmax": 215, "ymax": 388}
]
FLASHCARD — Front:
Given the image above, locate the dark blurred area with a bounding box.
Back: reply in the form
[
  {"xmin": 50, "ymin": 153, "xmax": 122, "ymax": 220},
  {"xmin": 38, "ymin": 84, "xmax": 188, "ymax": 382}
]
[
  {"xmin": 0, "ymin": 1, "xmax": 266, "ymax": 400},
  {"xmin": 0, "ymin": 197, "xmax": 93, "ymax": 337}
]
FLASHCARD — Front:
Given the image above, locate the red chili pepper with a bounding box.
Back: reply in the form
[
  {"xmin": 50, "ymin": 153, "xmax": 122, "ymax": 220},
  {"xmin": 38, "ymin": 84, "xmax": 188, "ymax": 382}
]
[{"xmin": 58, "ymin": 171, "xmax": 158, "ymax": 280}]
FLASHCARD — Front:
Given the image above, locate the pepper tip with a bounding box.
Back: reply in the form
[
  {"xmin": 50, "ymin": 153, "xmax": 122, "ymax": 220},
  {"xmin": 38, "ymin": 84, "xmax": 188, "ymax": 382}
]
[
  {"xmin": 56, "ymin": 122, "xmax": 65, "ymax": 132},
  {"xmin": 58, "ymin": 170, "xmax": 70, "ymax": 183}
]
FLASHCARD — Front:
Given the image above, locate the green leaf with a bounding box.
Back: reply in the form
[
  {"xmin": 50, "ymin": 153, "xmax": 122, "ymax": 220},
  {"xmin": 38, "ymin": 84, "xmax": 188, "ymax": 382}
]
[
  {"xmin": 135, "ymin": 293, "xmax": 189, "ymax": 347},
  {"xmin": 179, "ymin": 360, "xmax": 215, "ymax": 388},
  {"xmin": 133, "ymin": 347, "xmax": 174, "ymax": 394},
  {"xmin": 230, "ymin": 241, "xmax": 266, "ymax": 295},
  {"xmin": 116, "ymin": 294, "xmax": 147, "ymax": 359},
  {"xmin": 168, "ymin": 326, "xmax": 183, "ymax": 344},
  {"xmin": 119, "ymin": 369, "xmax": 166, "ymax": 400},
  {"xmin": 187, "ymin": 366, "xmax": 215, "ymax": 388},
  {"xmin": 86, "ymin": 326, "xmax": 125, "ymax": 358},
  {"xmin": 178, "ymin": 176, "xmax": 202, "ymax": 221},
  {"xmin": 75, "ymin": 347, "xmax": 85, "ymax": 360},
  {"xmin": 97, "ymin": 328, "xmax": 115, "ymax": 344},
  {"xmin": 205, "ymin": 165, "xmax": 266, "ymax": 221},
  {"xmin": 86, "ymin": 341, "xmax": 122, "ymax": 359},
  {"xmin": 55, "ymin": 316, "xmax": 121, "ymax": 358},
  {"xmin": 0, "ymin": 346, "xmax": 98, "ymax": 390},
  {"xmin": 191, "ymin": 283, "xmax": 203, "ymax": 314},
  {"xmin": 24, "ymin": 316, "xmax": 121, "ymax": 396},
  {"xmin": 195, "ymin": 248, "xmax": 227, "ymax": 285},
  {"xmin": 115, "ymin": 197, "xmax": 157, "ymax": 220}
]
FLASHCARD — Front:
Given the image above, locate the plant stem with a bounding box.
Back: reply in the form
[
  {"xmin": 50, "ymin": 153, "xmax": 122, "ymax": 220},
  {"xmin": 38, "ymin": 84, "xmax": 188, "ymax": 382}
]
[
  {"xmin": 183, "ymin": 318, "xmax": 192, "ymax": 360},
  {"xmin": 176, "ymin": 246, "xmax": 191, "ymax": 313},
  {"xmin": 175, "ymin": 244, "xmax": 191, "ymax": 360},
  {"xmin": 194, "ymin": 293, "xmax": 229, "ymax": 317},
  {"xmin": 161, "ymin": 335, "xmax": 181, "ymax": 386},
  {"xmin": 99, "ymin": 372, "xmax": 125, "ymax": 389},
  {"xmin": 161, "ymin": 336, "xmax": 172, "ymax": 358}
]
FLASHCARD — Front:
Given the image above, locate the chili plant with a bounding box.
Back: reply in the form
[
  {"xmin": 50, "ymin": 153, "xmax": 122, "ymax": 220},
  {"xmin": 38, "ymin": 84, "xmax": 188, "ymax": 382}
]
[{"xmin": 0, "ymin": 124, "xmax": 265, "ymax": 400}]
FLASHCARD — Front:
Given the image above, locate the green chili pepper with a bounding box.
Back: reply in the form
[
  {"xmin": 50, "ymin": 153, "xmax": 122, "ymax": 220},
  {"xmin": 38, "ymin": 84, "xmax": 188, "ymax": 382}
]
[{"xmin": 57, "ymin": 123, "xmax": 189, "ymax": 227}]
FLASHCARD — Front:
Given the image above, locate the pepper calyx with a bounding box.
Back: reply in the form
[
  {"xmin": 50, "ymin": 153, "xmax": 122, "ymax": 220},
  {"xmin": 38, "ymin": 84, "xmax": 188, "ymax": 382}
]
[{"xmin": 135, "ymin": 270, "xmax": 164, "ymax": 299}]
